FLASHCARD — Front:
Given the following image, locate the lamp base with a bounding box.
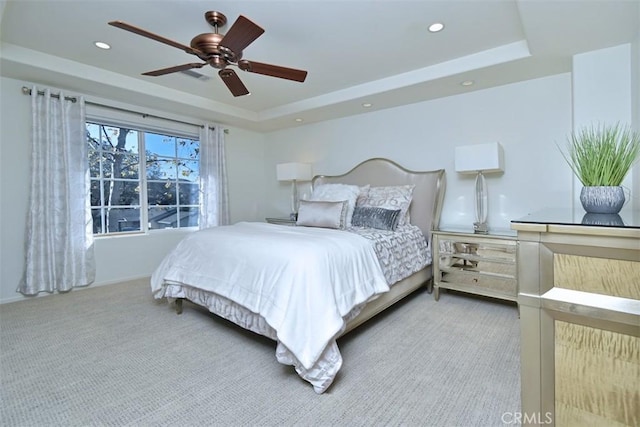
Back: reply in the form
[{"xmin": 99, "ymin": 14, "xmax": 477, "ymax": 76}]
[
  {"xmin": 473, "ymin": 171, "xmax": 488, "ymax": 234},
  {"xmin": 473, "ymin": 221, "xmax": 488, "ymax": 234}
]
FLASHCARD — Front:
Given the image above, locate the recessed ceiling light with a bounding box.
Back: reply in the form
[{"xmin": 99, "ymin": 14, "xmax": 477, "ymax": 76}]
[
  {"xmin": 461, "ymin": 80, "xmax": 474, "ymax": 86},
  {"xmin": 295, "ymin": 118, "xmax": 304, "ymax": 123},
  {"xmin": 94, "ymin": 41, "xmax": 111, "ymax": 50},
  {"xmin": 362, "ymin": 103, "xmax": 372, "ymax": 108},
  {"xmin": 428, "ymin": 22, "xmax": 444, "ymax": 33}
]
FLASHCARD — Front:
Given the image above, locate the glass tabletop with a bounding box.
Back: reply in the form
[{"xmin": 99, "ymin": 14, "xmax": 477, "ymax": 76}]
[
  {"xmin": 511, "ymin": 208, "xmax": 640, "ymax": 229},
  {"xmin": 435, "ymin": 226, "xmax": 517, "ymax": 238}
]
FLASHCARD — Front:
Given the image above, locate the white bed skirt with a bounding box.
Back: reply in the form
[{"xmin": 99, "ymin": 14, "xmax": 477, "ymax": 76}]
[{"xmin": 165, "ymin": 283, "xmax": 366, "ymax": 393}]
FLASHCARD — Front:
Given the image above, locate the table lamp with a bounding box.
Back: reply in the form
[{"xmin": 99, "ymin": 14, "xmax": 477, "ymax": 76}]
[
  {"xmin": 455, "ymin": 142, "xmax": 504, "ymax": 233},
  {"xmin": 276, "ymin": 162, "xmax": 312, "ymax": 219}
]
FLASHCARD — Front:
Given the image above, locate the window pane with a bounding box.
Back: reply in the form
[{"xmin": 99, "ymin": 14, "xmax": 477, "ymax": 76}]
[
  {"xmin": 148, "ymin": 206, "xmax": 177, "ymax": 229},
  {"xmin": 92, "ymin": 207, "xmax": 142, "ymax": 233},
  {"xmin": 88, "ymin": 149, "xmax": 101, "ymax": 178},
  {"xmin": 146, "ymin": 133, "xmax": 176, "ymax": 158},
  {"xmin": 86, "ymin": 123, "xmax": 101, "ymax": 151},
  {"xmin": 101, "ymin": 152, "xmax": 140, "ymax": 179},
  {"xmin": 91, "ymin": 208, "xmax": 103, "ymax": 234},
  {"xmin": 147, "ymin": 181, "xmax": 176, "ymax": 205},
  {"xmin": 90, "ymin": 180, "xmax": 102, "ymax": 207},
  {"xmin": 177, "ymin": 138, "xmax": 199, "ymax": 160},
  {"xmin": 178, "ymin": 159, "xmax": 199, "ymax": 182},
  {"xmin": 101, "ymin": 180, "xmax": 140, "ymax": 206},
  {"xmin": 179, "ymin": 207, "xmax": 200, "ymax": 228},
  {"xmin": 101, "ymin": 152, "xmax": 113, "ymax": 178},
  {"xmin": 146, "ymin": 158, "xmax": 177, "ymax": 180},
  {"xmin": 102, "ymin": 126, "xmax": 138, "ymax": 152},
  {"xmin": 179, "ymin": 183, "xmax": 200, "ymax": 205},
  {"xmin": 105, "ymin": 207, "xmax": 142, "ymax": 233},
  {"xmin": 148, "ymin": 207, "xmax": 199, "ymax": 230},
  {"xmin": 88, "ymin": 124, "xmax": 138, "ymax": 152},
  {"xmin": 116, "ymin": 153, "xmax": 140, "ymax": 179},
  {"xmin": 89, "ymin": 154, "xmax": 100, "ymax": 178}
]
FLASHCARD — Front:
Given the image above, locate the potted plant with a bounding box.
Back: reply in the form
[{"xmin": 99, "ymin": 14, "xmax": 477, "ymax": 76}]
[{"xmin": 559, "ymin": 122, "xmax": 640, "ymax": 214}]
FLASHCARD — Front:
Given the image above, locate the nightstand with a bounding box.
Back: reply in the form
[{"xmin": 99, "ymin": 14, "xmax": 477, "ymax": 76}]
[
  {"xmin": 432, "ymin": 228, "xmax": 518, "ymax": 303},
  {"xmin": 265, "ymin": 217, "xmax": 297, "ymax": 226}
]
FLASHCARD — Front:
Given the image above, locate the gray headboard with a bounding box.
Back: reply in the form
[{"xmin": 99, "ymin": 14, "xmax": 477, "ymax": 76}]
[{"xmin": 312, "ymin": 158, "xmax": 446, "ymax": 239}]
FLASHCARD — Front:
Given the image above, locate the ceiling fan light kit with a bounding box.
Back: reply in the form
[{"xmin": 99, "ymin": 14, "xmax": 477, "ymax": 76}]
[{"xmin": 108, "ymin": 11, "xmax": 308, "ymax": 97}]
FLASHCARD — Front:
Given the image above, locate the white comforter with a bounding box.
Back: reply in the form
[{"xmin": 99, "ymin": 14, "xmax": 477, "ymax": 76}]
[{"xmin": 151, "ymin": 222, "xmax": 390, "ymax": 389}]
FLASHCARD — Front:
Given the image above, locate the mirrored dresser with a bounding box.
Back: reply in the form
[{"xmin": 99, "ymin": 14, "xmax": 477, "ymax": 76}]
[{"xmin": 511, "ymin": 209, "xmax": 639, "ymax": 427}]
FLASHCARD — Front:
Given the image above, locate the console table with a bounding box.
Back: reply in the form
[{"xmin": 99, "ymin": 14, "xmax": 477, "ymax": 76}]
[{"xmin": 511, "ymin": 209, "xmax": 639, "ymax": 427}]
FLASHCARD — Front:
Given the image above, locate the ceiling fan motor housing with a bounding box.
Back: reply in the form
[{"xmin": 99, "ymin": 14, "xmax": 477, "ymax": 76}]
[{"xmin": 190, "ymin": 32, "xmax": 241, "ymax": 66}]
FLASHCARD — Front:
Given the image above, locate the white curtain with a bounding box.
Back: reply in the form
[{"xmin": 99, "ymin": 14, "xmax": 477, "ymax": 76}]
[
  {"xmin": 18, "ymin": 87, "xmax": 95, "ymax": 296},
  {"xmin": 199, "ymin": 124, "xmax": 230, "ymax": 228}
]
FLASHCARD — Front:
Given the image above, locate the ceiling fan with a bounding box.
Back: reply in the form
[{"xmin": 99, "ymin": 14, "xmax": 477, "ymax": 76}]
[{"xmin": 108, "ymin": 11, "xmax": 308, "ymax": 97}]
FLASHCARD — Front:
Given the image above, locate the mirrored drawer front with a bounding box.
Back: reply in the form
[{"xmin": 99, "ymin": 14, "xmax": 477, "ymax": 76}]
[
  {"xmin": 440, "ymin": 269, "xmax": 517, "ymax": 296},
  {"xmin": 439, "ymin": 240, "xmax": 516, "ymax": 263},
  {"xmin": 439, "ymin": 257, "xmax": 516, "ymax": 278}
]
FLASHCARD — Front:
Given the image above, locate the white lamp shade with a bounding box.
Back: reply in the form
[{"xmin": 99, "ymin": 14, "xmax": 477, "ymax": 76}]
[
  {"xmin": 455, "ymin": 142, "xmax": 504, "ymax": 174},
  {"xmin": 276, "ymin": 162, "xmax": 312, "ymax": 181}
]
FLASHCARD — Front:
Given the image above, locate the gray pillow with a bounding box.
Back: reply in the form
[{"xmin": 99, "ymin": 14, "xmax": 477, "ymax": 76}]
[
  {"xmin": 351, "ymin": 206, "xmax": 401, "ymax": 231},
  {"xmin": 356, "ymin": 184, "xmax": 415, "ymax": 226}
]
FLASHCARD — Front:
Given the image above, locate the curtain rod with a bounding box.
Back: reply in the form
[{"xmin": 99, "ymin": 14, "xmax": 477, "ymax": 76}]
[{"xmin": 21, "ymin": 86, "xmax": 228, "ymax": 133}]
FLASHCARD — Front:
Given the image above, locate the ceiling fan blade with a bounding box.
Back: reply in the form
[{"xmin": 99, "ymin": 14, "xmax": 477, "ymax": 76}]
[
  {"xmin": 142, "ymin": 63, "xmax": 207, "ymax": 77},
  {"xmin": 108, "ymin": 21, "xmax": 204, "ymax": 57},
  {"xmin": 218, "ymin": 69, "xmax": 250, "ymax": 97},
  {"xmin": 238, "ymin": 60, "xmax": 307, "ymax": 82},
  {"xmin": 219, "ymin": 15, "xmax": 265, "ymax": 53}
]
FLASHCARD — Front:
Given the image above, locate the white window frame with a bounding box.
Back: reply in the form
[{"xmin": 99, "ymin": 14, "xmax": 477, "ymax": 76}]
[{"xmin": 87, "ymin": 111, "xmax": 200, "ymax": 237}]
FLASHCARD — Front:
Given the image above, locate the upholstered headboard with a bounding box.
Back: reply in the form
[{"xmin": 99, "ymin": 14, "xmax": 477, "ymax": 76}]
[{"xmin": 312, "ymin": 158, "xmax": 446, "ymax": 239}]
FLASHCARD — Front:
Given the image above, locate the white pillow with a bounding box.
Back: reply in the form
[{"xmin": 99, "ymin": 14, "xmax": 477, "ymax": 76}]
[
  {"xmin": 296, "ymin": 200, "xmax": 347, "ymax": 229},
  {"xmin": 308, "ymin": 183, "xmax": 361, "ymax": 227},
  {"xmin": 357, "ymin": 185, "xmax": 415, "ymax": 226}
]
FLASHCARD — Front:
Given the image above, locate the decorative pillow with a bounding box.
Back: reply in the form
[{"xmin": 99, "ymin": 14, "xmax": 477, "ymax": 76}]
[
  {"xmin": 351, "ymin": 207, "xmax": 401, "ymax": 231},
  {"xmin": 357, "ymin": 185, "xmax": 415, "ymax": 226},
  {"xmin": 309, "ymin": 183, "xmax": 361, "ymax": 227},
  {"xmin": 296, "ymin": 200, "xmax": 348, "ymax": 229},
  {"xmin": 358, "ymin": 184, "xmax": 370, "ymax": 202}
]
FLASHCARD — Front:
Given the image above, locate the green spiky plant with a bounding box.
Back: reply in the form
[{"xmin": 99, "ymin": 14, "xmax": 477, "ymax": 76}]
[{"xmin": 559, "ymin": 123, "xmax": 640, "ymax": 186}]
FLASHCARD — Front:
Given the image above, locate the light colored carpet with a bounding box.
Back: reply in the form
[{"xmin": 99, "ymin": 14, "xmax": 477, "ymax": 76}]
[{"xmin": 0, "ymin": 279, "xmax": 520, "ymax": 426}]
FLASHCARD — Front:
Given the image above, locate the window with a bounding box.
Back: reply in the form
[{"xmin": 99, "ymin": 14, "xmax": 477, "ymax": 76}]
[{"xmin": 87, "ymin": 121, "xmax": 199, "ymax": 235}]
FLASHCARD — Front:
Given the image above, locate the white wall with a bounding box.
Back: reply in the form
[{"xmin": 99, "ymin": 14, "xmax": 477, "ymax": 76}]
[
  {"xmin": 0, "ymin": 76, "xmax": 266, "ymax": 303},
  {"xmin": 573, "ymin": 43, "xmax": 637, "ymax": 212},
  {"xmin": 632, "ymin": 37, "xmax": 640, "ymax": 211},
  {"xmin": 263, "ymin": 73, "xmax": 574, "ymax": 232}
]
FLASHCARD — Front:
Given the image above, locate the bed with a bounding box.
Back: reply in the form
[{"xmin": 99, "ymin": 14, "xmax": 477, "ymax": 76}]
[{"xmin": 151, "ymin": 158, "xmax": 445, "ymax": 393}]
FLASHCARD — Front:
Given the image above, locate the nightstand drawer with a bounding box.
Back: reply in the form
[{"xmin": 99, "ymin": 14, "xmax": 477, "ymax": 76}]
[
  {"xmin": 440, "ymin": 269, "xmax": 517, "ymax": 297},
  {"xmin": 439, "ymin": 241, "xmax": 516, "ymax": 260},
  {"xmin": 439, "ymin": 256, "xmax": 516, "ymax": 277}
]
